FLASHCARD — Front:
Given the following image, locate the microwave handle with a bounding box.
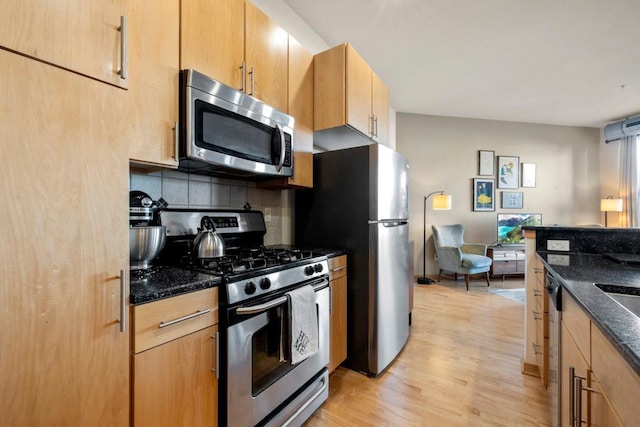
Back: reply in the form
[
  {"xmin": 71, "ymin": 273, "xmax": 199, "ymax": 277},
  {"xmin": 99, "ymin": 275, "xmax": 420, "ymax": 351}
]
[{"xmin": 275, "ymin": 123, "xmax": 286, "ymax": 172}]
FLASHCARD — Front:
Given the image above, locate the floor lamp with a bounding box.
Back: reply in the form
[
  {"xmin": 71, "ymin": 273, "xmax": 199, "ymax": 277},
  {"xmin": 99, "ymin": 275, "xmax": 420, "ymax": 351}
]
[
  {"xmin": 417, "ymin": 191, "xmax": 452, "ymax": 284},
  {"xmin": 600, "ymin": 195, "xmax": 623, "ymax": 227}
]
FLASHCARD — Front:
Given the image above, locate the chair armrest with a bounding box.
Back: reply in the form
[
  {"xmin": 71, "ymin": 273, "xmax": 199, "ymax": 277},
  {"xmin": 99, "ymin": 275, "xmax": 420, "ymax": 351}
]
[
  {"xmin": 435, "ymin": 246, "xmax": 463, "ymax": 271},
  {"xmin": 461, "ymin": 243, "xmax": 487, "ymax": 256}
]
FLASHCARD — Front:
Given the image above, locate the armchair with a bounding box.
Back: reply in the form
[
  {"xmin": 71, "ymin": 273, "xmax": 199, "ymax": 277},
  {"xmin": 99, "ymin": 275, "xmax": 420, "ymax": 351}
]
[{"xmin": 431, "ymin": 224, "xmax": 492, "ymax": 291}]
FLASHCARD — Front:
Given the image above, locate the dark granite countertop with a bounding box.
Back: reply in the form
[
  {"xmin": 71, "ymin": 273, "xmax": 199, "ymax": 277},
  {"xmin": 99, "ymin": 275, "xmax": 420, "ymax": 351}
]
[
  {"xmin": 537, "ymin": 251, "xmax": 640, "ymax": 375},
  {"xmin": 130, "ymin": 265, "xmax": 221, "ymax": 305}
]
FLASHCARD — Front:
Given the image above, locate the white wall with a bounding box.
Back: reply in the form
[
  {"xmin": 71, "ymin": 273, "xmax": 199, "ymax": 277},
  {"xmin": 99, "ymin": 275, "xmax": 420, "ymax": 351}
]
[{"xmin": 396, "ymin": 113, "xmax": 602, "ymax": 277}]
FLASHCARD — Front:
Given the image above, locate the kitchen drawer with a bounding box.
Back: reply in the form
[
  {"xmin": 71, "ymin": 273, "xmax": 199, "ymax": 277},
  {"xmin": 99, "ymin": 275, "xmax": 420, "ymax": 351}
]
[
  {"xmin": 329, "ymin": 255, "xmax": 347, "ymax": 280},
  {"xmin": 133, "ymin": 287, "xmax": 219, "ymax": 353},
  {"xmin": 493, "ymin": 260, "xmax": 518, "ymax": 274}
]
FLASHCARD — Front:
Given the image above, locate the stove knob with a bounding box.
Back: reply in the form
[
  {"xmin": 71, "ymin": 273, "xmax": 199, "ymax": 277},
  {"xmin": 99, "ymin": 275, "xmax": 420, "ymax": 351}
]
[
  {"xmin": 244, "ymin": 282, "xmax": 257, "ymax": 295},
  {"xmin": 314, "ymin": 263, "xmax": 324, "ymax": 273},
  {"xmin": 304, "ymin": 265, "xmax": 315, "ymax": 276},
  {"xmin": 260, "ymin": 278, "xmax": 271, "ymax": 290}
]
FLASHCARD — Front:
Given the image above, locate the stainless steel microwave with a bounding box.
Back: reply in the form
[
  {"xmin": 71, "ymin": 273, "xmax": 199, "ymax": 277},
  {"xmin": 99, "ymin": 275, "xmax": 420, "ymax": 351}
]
[{"xmin": 178, "ymin": 69, "xmax": 294, "ymax": 178}]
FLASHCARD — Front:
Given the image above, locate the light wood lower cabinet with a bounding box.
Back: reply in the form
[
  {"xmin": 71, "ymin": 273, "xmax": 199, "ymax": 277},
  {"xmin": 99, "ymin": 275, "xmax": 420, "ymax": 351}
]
[
  {"xmin": 132, "ymin": 287, "xmax": 219, "ymax": 426},
  {"xmin": 133, "ymin": 326, "xmax": 218, "ymax": 427},
  {"xmin": 328, "ymin": 255, "xmax": 348, "ymax": 372},
  {"xmin": 561, "ymin": 291, "xmax": 627, "ymax": 427}
]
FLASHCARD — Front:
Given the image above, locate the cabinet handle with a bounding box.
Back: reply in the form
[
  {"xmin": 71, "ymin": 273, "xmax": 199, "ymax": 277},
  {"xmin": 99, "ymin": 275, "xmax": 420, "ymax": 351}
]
[
  {"xmin": 211, "ymin": 331, "xmax": 219, "ymax": 379},
  {"xmin": 532, "ymin": 310, "xmax": 543, "ymax": 320},
  {"xmin": 374, "ymin": 115, "xmax": 378, "ymax": 137},
  {"xmin": 329, "ymin": 285, "xmax": 333, "ymax": 315},
  {"xmin": 368, "ymin": 114, "xmax": 374, "ymax": 137},
  {"xmin": 173, "ymin": 121, "xmax": 179, "ymax": 163},
  {"xmin": 534, "ymin": 268, "xmax": 543, "ymax": 273},
  {"xmin": 158, "ymin": 309, "xmax": 211, "ymax": 328},
  {"xmin": 533, "ymin": 289, "xmax": 542, "ymax": 297},
  {"xmin": 119, "ymin": 269, "xmax": 127, "ymax": 333},
  {"xmin": 330, "ymin": 266, "xmax": 346, "ymax": 273},
  {"xmin": 249, "ymin": 66, "xmax": 255, "ymax": 95},
  {"xmin": 118, "ymin": 16, "xmax": 127, "ymax": 79},
  {"xmin": 531, "ymin": 342, "xmax": 542, "ymax": 355},
  {"xmin": 240, "ymin": 61, "xmax": 246, "ymax": 92}
]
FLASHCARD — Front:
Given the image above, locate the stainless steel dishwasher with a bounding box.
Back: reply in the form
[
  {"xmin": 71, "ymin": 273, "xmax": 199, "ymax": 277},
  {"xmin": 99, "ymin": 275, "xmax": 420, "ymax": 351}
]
[{"xmin": 546, "ymin": 271, "xmax": 562, "ymax": 427}]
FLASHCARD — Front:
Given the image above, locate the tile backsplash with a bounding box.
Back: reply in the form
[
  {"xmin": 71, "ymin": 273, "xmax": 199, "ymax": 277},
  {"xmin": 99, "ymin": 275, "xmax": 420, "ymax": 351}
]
[{"xmin": 130, "ymin": 170, "xmax": 292, "ymax": 245}]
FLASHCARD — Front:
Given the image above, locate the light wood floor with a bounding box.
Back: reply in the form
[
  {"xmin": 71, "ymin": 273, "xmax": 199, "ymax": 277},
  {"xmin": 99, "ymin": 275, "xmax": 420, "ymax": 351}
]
[{"xmin": 305, "ymin": 277, "xmax": 551, "ymax": 426}]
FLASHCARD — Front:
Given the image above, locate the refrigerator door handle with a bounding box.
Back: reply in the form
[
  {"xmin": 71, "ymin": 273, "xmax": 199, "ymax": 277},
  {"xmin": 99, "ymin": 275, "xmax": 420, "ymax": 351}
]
[{"xmin": 368, "ymin": 220, "xmax": 409, "ymax": 227}]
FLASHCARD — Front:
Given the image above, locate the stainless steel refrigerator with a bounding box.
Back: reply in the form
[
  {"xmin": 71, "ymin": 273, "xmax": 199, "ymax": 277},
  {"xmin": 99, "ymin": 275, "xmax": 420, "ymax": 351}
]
[{"xmin": 295, "ymin": 144, "xmax": 410, "ymax": 377}]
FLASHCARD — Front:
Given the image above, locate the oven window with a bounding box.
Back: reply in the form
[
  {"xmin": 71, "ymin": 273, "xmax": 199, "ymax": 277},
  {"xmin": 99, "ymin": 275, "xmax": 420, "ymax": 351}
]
[{"xmin": 251, "ymin": 306, "xmax": 294, "ymax": 396}]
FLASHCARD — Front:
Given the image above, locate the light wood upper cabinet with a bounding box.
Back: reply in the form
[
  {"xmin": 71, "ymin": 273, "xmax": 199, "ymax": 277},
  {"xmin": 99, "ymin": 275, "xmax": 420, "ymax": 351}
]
[
  {"xmin": 180, "ymin": 0, "xmax": 288, "ymax": 113},
  {"xmin": 127, "ymin": 0, "xmax": 180, "ymax": 168},
  {"xmin": 244, "ymin": 1, "xmax": 288, "ymax": 113},
  {"xmin": 314, "ymin": 43, "xmax": 390, "ymax": 144},
  {"xmin": 0, "ymin": 0, "xmax": 129, "ymax": 88},
  {"xmin": 0, "ymin": 50, "xmax": 129, "ymax": 425},
  {"xmin": 259, "ymin": 35, "xmax": 313, "ymax": 189},
  {"xmin": 180, "ymin": 0, "xmax": 244, "ymax": 90}
]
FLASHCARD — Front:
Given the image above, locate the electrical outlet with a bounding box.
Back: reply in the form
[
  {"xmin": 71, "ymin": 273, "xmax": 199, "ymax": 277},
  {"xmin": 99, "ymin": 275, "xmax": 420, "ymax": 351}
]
[
  {"xmin": 548, "ymin": 254, "xmax": 570, "ymax": 266},
  {"xmin": 547, "ymin": 240, "xmax": 570, "ymax": 251}
]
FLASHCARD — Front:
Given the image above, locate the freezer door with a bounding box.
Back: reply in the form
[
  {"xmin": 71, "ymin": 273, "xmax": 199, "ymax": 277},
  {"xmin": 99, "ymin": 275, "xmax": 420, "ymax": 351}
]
[
  {"xmin": 369, "ymin": 220, "xmax": 410, "ymax": 374},
  {"xmin": 371, "ymin": 145, "xmax": 409, "ymax": 221}
]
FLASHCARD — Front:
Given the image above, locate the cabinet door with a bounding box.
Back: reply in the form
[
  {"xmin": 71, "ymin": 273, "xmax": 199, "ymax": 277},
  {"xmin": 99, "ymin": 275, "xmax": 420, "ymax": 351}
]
[
  {"xmin": 258, "ymin": 35, "xmax": 313, "ymax": 189},
  {"xmin": 134, "ymin": 326, "xmax": 218, "ymax": 427},
  {"xmin": 0, "ymin": 0, "xmax": 128, "ymax": 88},
  {"xmin": 181, "ymin": 0, "xmax": 244, "ymax": 90},
  {"xmin": 329, "ymin": 275, "xmax": 348, "ymax": 372},
  {"xmin": 0, "ymin": 50, "xmax": 129, "ymax": 425},
  {"xmin": 561, "ymin": 322, "xmax": 589, "ymax": 427},
  {"xmin": 244, "ymin": 1, "xmax": 289, "ymax": 113},
  {"xmin": 127, "ymin": 0, "xmax": 179, "ymax": 167},
  {"xmin": 589, "ymin": 376, "xmax": 623, "ymax": 427},
  {"xmin": 345, "ymin": 44, "xmax": 372, "ymax": 137},
  {"xmin": 371, "ymin": 71, "xmax": 389, "ymax": 144}
]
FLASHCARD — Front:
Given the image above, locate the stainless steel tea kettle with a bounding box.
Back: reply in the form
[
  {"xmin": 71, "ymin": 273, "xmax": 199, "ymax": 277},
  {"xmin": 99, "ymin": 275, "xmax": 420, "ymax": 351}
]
[{"xmin": 193, "ymin": 216, "xmax": 225, "ymax": 258}]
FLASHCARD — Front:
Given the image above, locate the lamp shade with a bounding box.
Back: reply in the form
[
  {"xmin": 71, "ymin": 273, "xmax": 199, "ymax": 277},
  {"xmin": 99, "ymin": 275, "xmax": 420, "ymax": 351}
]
[
  {"xmin": 600, "ymin": 198, "xmax": 623, "ymax": 212},
  {"xmin": 432, "ymin": 194, "xmax": 452, "ymax": 210}
]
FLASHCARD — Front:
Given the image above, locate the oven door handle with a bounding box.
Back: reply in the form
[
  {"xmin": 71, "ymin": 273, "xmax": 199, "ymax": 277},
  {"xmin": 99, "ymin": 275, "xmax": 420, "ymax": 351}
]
[
  {"xmin": 236, "ymin": 281, "xmax": 328, "ymax": 316},
  {"xmin": 275, "ymin": 123, "xmax": 286, "ymax": 173},
  {"xmin": 237, "ymin": 296, "xmax": 288, "ymax": 315}
]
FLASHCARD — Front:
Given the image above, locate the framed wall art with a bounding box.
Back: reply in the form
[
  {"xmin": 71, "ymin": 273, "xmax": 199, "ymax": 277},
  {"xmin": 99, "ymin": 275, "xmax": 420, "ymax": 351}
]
[
  {"xmin": 501, "ymin": 191, "xmax": 524, "ymax": 209},
  {"xmin": 473, "ymin": 178, "xmax": 495, "ymax": 211},
  {"xmin": 521, "ymin": 163, "xmax": 536, "ymax": 187},
  {"xmin": 497, "ymin": 156, "xmax": 519, "ymax": 189},
  {"xmin": 478, "ymin": 150, "xmax": 494, "ymax": 176}
]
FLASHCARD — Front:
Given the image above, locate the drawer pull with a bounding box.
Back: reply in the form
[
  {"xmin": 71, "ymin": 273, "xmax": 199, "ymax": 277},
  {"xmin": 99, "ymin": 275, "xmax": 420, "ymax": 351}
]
[
  {"xmin": 158, "ymin": 309, "xmax": 211, "ymax": 329},
  {"xmin": 532, "ymin": 310, "xmax": 543, "ymax": 320},
  {"xmin": 532, "ymin": 342, "xmax": 542, "ymax": 355},
  {"xmin": 534, "ymin": 268, "xmax": 543, "ymax": 273},
  {"xmin": 330, "ymin": 266, "xmax": 346, "ymax": 273},
  {"xmin": 533, "ymin": 289, "xmax": 542, "ymax": 297}
]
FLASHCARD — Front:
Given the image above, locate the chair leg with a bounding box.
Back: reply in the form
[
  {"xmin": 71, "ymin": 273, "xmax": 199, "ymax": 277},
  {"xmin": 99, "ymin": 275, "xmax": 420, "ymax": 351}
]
[
  {"xmin": 437, "ymin": 269, "xmax": 443, "ymax": 283},
  {"xmin": 464, "ymin": 274, "xmax": 470, "ymax": 291},
  {"xmin": 486, "ymin": 272, "xmax": 491, "ymax": 287}
]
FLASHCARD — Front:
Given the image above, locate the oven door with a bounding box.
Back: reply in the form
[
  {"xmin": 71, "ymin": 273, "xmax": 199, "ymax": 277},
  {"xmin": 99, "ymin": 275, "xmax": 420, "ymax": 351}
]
[{"xmin": 226, "ymin": 279, "xmax": 329, "ymax": 426}]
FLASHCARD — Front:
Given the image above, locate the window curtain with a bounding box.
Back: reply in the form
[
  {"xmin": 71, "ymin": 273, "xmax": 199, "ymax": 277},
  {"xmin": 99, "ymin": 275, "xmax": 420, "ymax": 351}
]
[{"xmin": 618, "ymin": 135, "xmax": 640, "ymax": 227}]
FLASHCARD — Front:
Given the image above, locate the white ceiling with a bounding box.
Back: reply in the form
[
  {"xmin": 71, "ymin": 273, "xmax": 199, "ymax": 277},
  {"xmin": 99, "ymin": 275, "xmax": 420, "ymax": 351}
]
[{"xmin": 283, "ymin": 0, "xmax": 640, "ymax": 128}]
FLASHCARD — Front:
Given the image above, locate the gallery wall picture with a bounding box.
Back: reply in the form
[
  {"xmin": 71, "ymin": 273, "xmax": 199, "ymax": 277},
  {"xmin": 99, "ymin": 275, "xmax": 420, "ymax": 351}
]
[
  {"xmin": 473, "ymin": 178, "xmax": 495, "ymax": 211},
  {"xmin": 501, "ymin": 191, "xmax": 524, "ymax": 209},
  {"xmin": 497, "ymin": 156, "xmax": 519, "ymax": 189},
  {"xmin": 522, "ymin": 163, "xmax": 536, "ymax": 187},
  {"xmin": 478, "ymin": 150, "xmax": 494, "ymax": 176}
]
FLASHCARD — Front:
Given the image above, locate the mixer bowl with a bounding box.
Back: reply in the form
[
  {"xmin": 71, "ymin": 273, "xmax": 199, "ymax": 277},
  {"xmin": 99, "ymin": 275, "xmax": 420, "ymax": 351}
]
[{"xmin": 130, "ymin": 226, "xmax": 166, "ymax": 270}]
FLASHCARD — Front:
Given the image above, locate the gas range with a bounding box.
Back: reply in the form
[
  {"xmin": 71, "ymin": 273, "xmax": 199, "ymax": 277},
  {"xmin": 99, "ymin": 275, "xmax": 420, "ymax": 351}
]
[{"xmin": 155, "ymin": 209, "xmax": 328, "ymax": 305}]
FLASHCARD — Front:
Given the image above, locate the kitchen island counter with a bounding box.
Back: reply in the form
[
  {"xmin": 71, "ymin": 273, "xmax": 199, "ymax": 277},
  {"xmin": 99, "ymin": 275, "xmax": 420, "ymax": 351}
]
[{"xmin": 538, "ymin": 251, "xmax": 640, "ymax": 375}]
